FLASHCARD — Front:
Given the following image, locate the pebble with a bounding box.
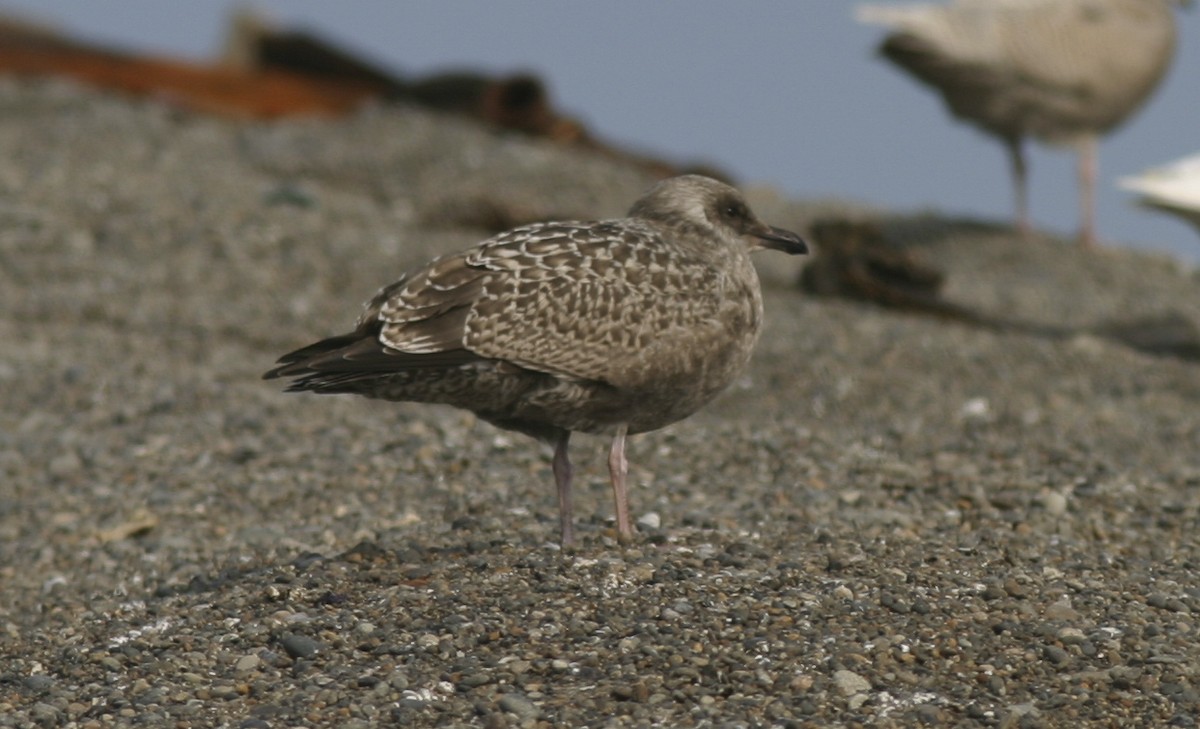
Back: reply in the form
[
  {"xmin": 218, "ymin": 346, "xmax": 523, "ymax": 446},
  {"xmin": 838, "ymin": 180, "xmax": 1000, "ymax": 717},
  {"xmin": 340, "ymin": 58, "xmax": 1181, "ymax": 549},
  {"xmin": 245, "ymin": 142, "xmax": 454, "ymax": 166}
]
[
  {"xmin": 637, "ymin": 512, "xmax": 661, "ymax": 530},
  {"xmin": 280, "ymin": 633, "xmax": 321, "ymax": 659},
  {"xmin": 498, "ymin": 692, "xmax": 540, "ymax": 721},
  {"xmin": 834, "ymin": 669, "xmax": 871, "ymax": 696},
  {"xmin": 22, "ymin": 675, "xmax": 54, "ymax": 693},
  {"xmin": 30, "ymin": 702, "xmax": 61, "ymax": 726},
  {"xmin": 1040, "ymin": 490, "xmax": 1068, "ymax": 516},
  {"xmin": 1042, "ymin": 645, "xmax": 1071, "ymax": 665},
  {"xmin": 1044, "ymin": 598, "xmax": 1080, "ymax": 621}
]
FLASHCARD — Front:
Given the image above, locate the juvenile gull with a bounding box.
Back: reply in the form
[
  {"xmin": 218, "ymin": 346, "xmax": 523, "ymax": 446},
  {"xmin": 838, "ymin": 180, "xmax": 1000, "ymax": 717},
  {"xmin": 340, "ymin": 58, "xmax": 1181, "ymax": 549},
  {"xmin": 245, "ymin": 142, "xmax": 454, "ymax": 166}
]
[
  {"xmin": 857, "ymin": 0, "xmax": 1185, "ymax": 247},
  {"xmin": 264, "ymin": 175, "xmax": 807, "ymax": 545}
]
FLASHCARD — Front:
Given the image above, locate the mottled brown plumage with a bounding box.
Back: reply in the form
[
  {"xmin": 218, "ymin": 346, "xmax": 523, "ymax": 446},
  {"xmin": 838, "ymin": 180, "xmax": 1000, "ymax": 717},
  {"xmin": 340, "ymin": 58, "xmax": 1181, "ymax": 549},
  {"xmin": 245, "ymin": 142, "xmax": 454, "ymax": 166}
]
[
  {"xmin": 857, "ymin": 0, "xmax": 1185, "ymax": 246},
  {"xmin": 265, "ymin": 175, "xmax": 807, "ymax": 545}
]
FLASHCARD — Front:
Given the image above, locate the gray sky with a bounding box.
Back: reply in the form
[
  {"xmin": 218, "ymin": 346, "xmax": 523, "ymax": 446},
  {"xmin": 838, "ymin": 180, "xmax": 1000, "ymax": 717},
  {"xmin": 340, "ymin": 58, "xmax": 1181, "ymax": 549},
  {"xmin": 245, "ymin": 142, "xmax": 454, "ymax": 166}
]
[{"xmin": 7, "ymin": 0, "xmax": 1199, "ymax": 261}]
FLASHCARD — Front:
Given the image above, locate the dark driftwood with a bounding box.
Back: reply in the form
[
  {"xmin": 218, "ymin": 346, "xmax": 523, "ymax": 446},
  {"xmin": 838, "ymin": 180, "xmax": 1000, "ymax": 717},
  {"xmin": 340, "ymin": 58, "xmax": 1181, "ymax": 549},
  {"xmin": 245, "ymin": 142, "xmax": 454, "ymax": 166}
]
[{"xmin": 801, "ymin": 216, "xmax": 1200, "ymax": 362}]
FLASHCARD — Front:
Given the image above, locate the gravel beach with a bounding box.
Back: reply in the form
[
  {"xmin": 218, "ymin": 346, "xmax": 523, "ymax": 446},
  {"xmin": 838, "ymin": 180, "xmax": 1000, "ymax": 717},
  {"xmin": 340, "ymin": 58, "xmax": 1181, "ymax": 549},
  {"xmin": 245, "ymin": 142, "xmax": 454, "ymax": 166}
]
[{"xmin": 3, "ymin": 79, "xmax": 1200, "ymax": 728}]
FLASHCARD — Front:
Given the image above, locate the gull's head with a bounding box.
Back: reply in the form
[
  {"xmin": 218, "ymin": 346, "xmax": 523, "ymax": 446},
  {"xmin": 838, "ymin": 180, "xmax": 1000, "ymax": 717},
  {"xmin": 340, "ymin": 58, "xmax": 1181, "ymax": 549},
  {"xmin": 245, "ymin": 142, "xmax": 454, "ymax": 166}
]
[{"xmin": 628, "ymin": 175, "xmax": 808, "ymax": 256}]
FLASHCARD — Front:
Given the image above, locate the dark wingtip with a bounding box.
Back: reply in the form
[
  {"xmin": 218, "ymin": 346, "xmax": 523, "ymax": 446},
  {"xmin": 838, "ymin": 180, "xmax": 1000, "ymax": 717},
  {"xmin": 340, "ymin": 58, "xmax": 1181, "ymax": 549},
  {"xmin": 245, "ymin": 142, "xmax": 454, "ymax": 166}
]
[
  {"xmin": 262, "ymin": 330, "xmax": 368, "ymax": 382},
  {"xmin": 262, "ymin": 357, "xmax": 307, "ymax": 381}
]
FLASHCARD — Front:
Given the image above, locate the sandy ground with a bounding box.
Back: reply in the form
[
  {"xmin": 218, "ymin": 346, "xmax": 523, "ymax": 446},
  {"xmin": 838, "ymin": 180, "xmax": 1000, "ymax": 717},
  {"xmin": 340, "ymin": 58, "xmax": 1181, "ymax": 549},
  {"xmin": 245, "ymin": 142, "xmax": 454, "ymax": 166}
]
[{"xmin": 3, "ymin": 79, "xmax": 1200, "ymax": 728}]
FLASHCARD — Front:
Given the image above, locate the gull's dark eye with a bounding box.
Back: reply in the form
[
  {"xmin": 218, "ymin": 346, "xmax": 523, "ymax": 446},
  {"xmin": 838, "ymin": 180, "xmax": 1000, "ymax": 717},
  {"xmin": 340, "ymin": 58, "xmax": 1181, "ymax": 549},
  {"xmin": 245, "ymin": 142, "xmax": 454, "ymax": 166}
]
[{"xmin": 722, "ymin": 200, "xmax": 749, "ymax": 222}]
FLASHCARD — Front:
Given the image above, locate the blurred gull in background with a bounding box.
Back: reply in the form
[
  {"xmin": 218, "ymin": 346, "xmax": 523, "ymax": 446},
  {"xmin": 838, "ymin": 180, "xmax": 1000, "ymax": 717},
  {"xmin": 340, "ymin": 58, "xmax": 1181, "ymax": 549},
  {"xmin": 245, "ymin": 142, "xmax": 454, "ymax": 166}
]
[
  {"xmin": 1121, "ymin": 153, "xmax": 1200, "ymax": 236},
  {"xmin": 857, "ymin": 0, "xmax": 1187, "ymax": 247}
]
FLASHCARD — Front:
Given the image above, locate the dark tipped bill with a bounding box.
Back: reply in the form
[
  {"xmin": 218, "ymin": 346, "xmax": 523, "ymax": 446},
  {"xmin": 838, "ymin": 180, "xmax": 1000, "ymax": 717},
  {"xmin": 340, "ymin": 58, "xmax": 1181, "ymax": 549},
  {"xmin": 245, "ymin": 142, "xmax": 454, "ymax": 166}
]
[{"xmin": 752, "ymin": 224, "xmax": 809, "ymax": 255}]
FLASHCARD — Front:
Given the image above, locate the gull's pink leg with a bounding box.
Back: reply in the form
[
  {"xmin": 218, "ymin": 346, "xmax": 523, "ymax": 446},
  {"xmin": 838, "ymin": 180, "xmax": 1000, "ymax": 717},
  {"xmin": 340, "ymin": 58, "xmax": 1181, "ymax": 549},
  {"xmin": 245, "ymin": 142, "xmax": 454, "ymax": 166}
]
[
  {"xmin": 608, "ymin": 424, "xmax": 633, "ymax": 541},
  {"xmin": 552, "ymin": 431, "xmax": 574, "ymax": 546},
  {"xmin": 1007, "ymin": 137, "xmax": 1032, "ymax": 239},
  {"xmin": 1077, "ymin": 135, "xmax": 1098, "ymax": 248}
]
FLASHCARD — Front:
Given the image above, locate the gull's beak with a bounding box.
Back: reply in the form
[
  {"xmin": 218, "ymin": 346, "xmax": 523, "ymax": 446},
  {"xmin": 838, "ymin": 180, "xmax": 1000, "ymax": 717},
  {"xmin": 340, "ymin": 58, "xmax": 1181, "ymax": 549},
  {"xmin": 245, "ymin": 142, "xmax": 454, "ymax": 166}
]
[{"xmin": 751, "ymin": 223, "xmax": 809, "ymax": 255}]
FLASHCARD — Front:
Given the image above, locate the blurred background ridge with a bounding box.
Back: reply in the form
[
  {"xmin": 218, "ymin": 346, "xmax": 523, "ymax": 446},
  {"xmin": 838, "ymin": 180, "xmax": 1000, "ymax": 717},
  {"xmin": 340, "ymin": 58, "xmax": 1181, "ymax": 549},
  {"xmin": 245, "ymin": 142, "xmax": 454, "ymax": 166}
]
[{"xmin": 0, "ymin": 1, "xmax": 1196, "ymax": 260}]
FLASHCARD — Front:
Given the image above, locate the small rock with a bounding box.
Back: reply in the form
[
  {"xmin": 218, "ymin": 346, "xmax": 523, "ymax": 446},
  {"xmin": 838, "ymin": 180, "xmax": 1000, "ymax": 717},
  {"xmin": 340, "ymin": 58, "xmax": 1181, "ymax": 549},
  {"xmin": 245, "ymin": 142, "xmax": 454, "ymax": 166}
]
[
  {"xmin": 280, "ymin": 633, "xmax": 321, "ymax": 659},
  {"xmin": 388, "ymin": 670, "xmax": 410, "ymax": 690},
  {"xmin": 834, "ymin": 669, "xmax": 871, "ymax": 696},
  {"xmin": 1042, "ymin": 645, "xmax": 1070, "ymax": 665},
  {"xmin": 1044, "ymin": 598, "xmax": 1080, "ymax": 621},
  {"xmin": 981, "ymin": 583, "xmax": 1007, "ymax": 601},
  {"xmin": 881, "ymin": 593, "xmax": 911, "ymax": 614},
  {"xmin": 915, "ymin": 703, "xmax": 942, "ymax": 724},
  {"xmin": 211, "ymin": 684, "xmax": 240, "ymax": 700},
  {"xmin": 22, "ymin": 674, "xmax": 54, "ymax": 693},
  {"xmin": 506, "ymin": 659, "xmax": 531, "ymax": 675},
  {"xmin": 1003, "ymin": 702, "xmax": 1040, "ymax": 724},
  {"xmin": 612, "ymin": 682, "xmax": 650, "ymax": 702},
  {"xmin": 637, "ymin": 511, "xmax": 661, "ymax": 529},
  {"xmin": 498, "ymin": 692, "xmax": 540, "ymax": 720},
  {"xmin": 959, "ymin": 397, "xmax": 991, "ymax": 421},
  {"xmin": 459, "ymin": 672, "xmax": 492, "ymax": 688},
  {"xmin": 1039, "ymin": 490, "xmax": 1068, "ymax": 516},
  {"xmin": 31, "ymin": 701, "xmax": 64, "ymax": 728}
]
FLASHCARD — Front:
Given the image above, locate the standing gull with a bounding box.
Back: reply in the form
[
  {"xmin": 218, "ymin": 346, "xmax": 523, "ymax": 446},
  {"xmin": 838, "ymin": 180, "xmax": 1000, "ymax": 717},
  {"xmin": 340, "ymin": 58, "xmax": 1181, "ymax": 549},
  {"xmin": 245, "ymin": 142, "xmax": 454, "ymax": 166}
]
[
  {"xmin": 264, "ymin": 175, "xmax": 807, "ymax": 545},
  {"xmin": 856, "ymin": 0, "xmax": 1185, "ymax": 247}
]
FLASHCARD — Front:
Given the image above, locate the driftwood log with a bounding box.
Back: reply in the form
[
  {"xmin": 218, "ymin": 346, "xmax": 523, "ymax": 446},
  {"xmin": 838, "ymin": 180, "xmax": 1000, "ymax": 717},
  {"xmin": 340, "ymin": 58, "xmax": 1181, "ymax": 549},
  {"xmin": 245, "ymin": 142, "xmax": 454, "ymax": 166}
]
[{"xmin": 801, "ymin": 216, "xmax": 1200, "ymax": 361}]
